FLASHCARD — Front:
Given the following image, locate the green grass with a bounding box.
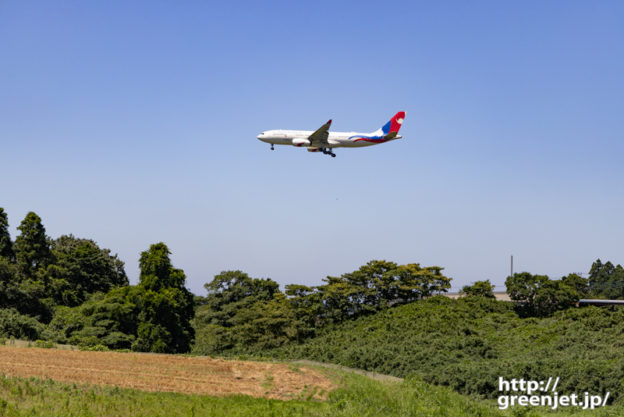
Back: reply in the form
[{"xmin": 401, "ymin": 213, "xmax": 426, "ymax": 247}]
[
  {"xmin": 1, "ymin": 370, "xmax": 623, "ymax": 416},
  {"xmin": 0, "ymin": 371, "xmax": 511, "ymax": 417}
]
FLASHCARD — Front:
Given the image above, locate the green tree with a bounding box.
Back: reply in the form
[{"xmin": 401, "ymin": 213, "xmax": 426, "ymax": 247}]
[
  {"xmin": 230, "ymin": 293, "xmax": 299, "ymax": 350},
  {"xmin": 284, "ymin": 284, "xmax": 323, "ymax": 338},
  {"xmin": 0, "ymin": 208, "xmax": 14, "ymax": 261},
  {"xmin": 532, "ymin": 280, "xmax": 578, "ymax": 316},
  {"xmin": 506, "ymin": 272, "xmax": 578, "ymax": 317},
  {"xmin": 47, "ymin": 286, "xmax": 140, "ymax": 349},
  {"xmin": 133, "ymin": 243, "xmax": 194, "ymax": 353},
  {"xmin": 192, "ymin": 270, "xmax": 283, "ymax": 354},
  {"xmin": 44, "ymin": 235, "xmax": 128, "ymax": 306},
  {"xmin": 461, "ymin": 280, "xmax": 495, "ymax": 298},
  {"xmin": 199, "ymin": 270, "xmax": 280, "ymax": 328},
  {"xmin": 192, "ymin": 261, "xmax": 452, "ymax": 355},
  {"xmin": 561, "ymin": 273, "xmax": 590, "ymax": 298},
  {"xmin": 392, "ymin": 263, "xmax": 451, "ymax": 302},
  {"xmin": 14, "ymin": 212, "xmax": 52, "ymax": 278},
  {"xmin": 319, "ymin": 275, "xmax": 365, "ymax": 321},
  {"xmin": 340, "ymin": 260, "xmax": 399, "ymax": 311},
  {"xmin": 588, "ymin": 259, "xmax": 624, "ymax": 299},
  {"xmin": 52, "ymin": 243, "xmax": 195, "ymax": 353},
  {"xmin": 320, "ymin": 261, "xmax": 452, "ymax": 321},
  {"xmin": 0, "ymin": 257, "xmax": 51, "ymax": 321},
  {"xmin": 505, "ymin": 272, "xmax": 549, "ymax": 307}
]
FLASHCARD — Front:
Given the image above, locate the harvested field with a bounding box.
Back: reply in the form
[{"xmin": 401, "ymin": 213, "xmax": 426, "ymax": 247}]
[{"xmin": 0, "ymin": 346, "xmax": 335, "ymax": 400}]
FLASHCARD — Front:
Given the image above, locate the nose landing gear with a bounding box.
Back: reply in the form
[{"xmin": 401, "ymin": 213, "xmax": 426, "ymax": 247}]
[{"xmin": 270, "ymin": 144, "xmax": 274, "ymax": 151}]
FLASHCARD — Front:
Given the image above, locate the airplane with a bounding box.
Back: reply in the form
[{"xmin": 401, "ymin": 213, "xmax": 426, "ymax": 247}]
[{"xmin": 257, "ymin": 111, "xmax": 406, "ymax": 157}]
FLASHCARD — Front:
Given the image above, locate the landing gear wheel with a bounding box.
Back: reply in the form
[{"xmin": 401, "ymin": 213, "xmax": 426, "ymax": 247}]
[{"xmin": 331, "ymin": 153, "xmax": 336, "ymax": 158}]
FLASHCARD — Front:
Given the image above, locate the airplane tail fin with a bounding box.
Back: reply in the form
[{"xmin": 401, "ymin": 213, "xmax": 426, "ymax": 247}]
[{"xmin": 370, "ymin": 111, "xmax": 406, "ymax": 138}]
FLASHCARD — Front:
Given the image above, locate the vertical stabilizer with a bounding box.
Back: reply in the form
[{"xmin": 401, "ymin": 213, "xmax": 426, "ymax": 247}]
[{"xmin": 369, "ymin": 111, "xmax": 406, "ymax": 137}]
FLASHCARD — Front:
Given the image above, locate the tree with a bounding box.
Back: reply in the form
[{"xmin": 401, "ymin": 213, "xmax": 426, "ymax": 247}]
[
  {"xmin": 53, "ymin": 243, "xmax": 195, "ymax": 352},
  {"xmin": 392, "ymin": 263, "xmax": 452, "ymax": 301},
  {"xmin": 0, "ymin": 208, "xmax": 14, "ymax": 261},
  {"xmin": 133, "ymin": 243, "xmax": 194, "ymax": 353},
  {"xmin": 192, "ymin": 260, "xmax": 453, "ymax": 355},
  {"xmin": 199, "ymin": 270, "xmax": 280, "ymax": 328},
  {"xmin": 461, "ymin": 280, "xmax": 495, "ymax": 298},
  {"xmin": 319, "ymin": 261, "xmax": 452, "ymax": 321},
  {"xmin": 44, "ymin": 235, "xmax": 128, "ymax": 306},
  {"xmin": 588, "ymin": 259, "xmax": 624, "ymax": 299},
  {"xmin": 532, "ymin": 280, "xmax": 578, "ymax": 317},
  {"xmin": 284, "ymin": 284, "xmax": 324, "ymax": 338},
  {"xmin": 505, "ymin": 272, "xmax": 549, "ymax": 307},
  {"xmin": 340, "ymin": 260, "xmax": 399, "ymax": 311},
  {"xmin": 506, "ymin": 272, "xmax": 578, "ymax": 317},
  {"xmin": 561, "ymin": 273, "xmax": 589, "ymax": 298},
  {"xmin": 47, "ymin": 286, "xmax": 140, "ymax": 349},
  {"xmin": 0, "ymin": 257, "xmax": 51, "ymax": 322},
  {"xmin": 320, "ymin": 275, "xmax": 366, "ymax": 321},
  {"xmin": 230, "ymin": 293, "xmax": 299, "ymax": 350},
  {"xmin": 192, "ymin": 270, "xmax": 285, "ymax": 354},
  {"xmin": 14, "ymin": 212, "xmax": 52, "ymax": 278},
  {"xmin": 138, "ymin": 242, "xmax": 183, "ymax": 291}
]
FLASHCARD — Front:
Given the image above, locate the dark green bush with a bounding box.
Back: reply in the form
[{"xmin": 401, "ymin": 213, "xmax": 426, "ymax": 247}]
[
  {"xmin": 0, "ymin": 308, "xmax": 46, "ymax": 340},
  {"xmin": 253, "ymin": 297, "xmax": 624, "ymax": 403}
]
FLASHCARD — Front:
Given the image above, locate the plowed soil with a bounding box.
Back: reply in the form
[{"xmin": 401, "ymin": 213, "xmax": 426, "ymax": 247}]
[{"xmin": 0, "ymin": 346, "xmax": 334, "ymax": 400}]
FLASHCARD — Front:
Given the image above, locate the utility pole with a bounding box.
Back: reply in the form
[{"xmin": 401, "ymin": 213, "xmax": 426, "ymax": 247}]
[{"xmin": 510, "ymin": 255, "xmax": 514, "ymax": 278}]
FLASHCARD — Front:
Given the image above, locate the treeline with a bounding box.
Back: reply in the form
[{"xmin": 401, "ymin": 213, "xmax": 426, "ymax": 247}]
[
  {"xmin": 0, "ymin": 208, "xmax": 452, "ymax": 354},
  {"xmin": 193, "ymin": 260, "xmax": 623, "ymax": 357},
  {"xmin": 192, "ymin": 261, "xmax": 452, "ymax": 355},
  {"xmin": 3, "ymin": 207, "xmax": 624, "ymax": 358},
  {"xmin": 461, "ymin": 261, "xmax": 624, "ymax": 317},
  {"xmin": 0, "ymin": 208, "xmax": 193, "ymax": 352}
]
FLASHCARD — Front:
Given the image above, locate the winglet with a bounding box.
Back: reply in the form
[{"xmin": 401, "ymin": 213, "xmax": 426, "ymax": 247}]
[{"xmin": 327, "ymin": 119, "xmax": 332, "ymax": 126}]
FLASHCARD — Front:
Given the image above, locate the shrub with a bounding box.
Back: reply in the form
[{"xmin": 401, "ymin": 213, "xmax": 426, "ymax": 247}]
[{"xmin": 0, "ymin": 308, "xmax": 45, "ymax": 340}]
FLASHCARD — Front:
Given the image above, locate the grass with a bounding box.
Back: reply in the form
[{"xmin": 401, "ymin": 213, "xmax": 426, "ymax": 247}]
[
  {"xmin": 2, "ymin": 368, "xmax": 624, "ymax": 416},
  {"xmin": 0, "ymin": 371, "xmax": 511, "ymax": 417}
]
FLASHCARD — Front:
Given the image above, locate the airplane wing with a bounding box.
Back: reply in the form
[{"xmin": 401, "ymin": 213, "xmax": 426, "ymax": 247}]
[{"xmin": 308, "ymin": 119, "xmax": 332, "ymax": 145}]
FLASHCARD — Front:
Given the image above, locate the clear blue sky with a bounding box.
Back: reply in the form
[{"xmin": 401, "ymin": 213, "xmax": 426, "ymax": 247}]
[{"xmin": 2, "ymin": 1, "xmax": 623, "ymax": 295}]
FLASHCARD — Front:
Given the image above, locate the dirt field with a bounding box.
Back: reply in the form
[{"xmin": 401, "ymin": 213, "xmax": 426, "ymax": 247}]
[{"xmin": 0, "ymin": 346, "xmax": 335, "ymax": 400}]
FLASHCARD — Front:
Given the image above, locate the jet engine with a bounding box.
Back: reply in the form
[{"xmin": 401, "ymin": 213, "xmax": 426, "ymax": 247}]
[{"xmin": 292, "ymin": 138, "xmax": 311, "ymax": 147}]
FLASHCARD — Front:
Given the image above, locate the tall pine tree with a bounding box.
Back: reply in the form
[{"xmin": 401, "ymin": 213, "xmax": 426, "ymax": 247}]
[{"xmin": 14, "ymin": 212, "xmax": 52, "ymax": 278}]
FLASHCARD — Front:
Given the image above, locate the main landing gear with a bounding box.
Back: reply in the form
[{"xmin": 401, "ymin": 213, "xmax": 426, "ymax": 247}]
[{"xmin": 321, "ymin": 148, "xmax": 336, "ymax": 157}]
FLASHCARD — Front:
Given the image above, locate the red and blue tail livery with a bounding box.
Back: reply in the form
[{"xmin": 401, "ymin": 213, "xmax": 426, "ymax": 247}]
[
  {"xmin": 351, "ymin": 111, "xmax": 406, "ymax": 143},
  {"xmin": 257, "ymin": 111, "xmax": 406, "ymax": 158}
]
